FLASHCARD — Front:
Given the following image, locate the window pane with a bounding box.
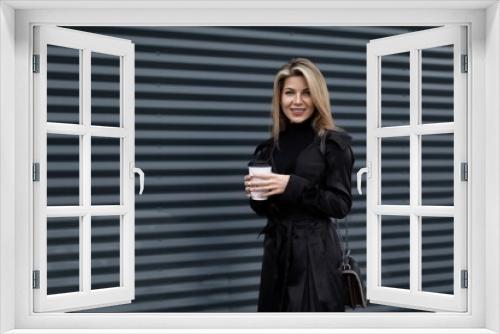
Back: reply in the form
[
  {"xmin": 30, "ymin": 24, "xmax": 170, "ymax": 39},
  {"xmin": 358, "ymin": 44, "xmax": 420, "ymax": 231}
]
[
  {"xmin": 47, "ymin": 45, "xmax": 80, "ymax": 124},
  {"xmin": 92, "ymin": 52, "xmax": 121, "ymax": 127},
  {"xmin": 91, "ymin": 137, "xmax": 121, "ymax": 205},
  {"xmin": 421, "ymin": 216, "xmax": 454, "ymax": 294},
  {"xmin": 381, "ymin": 136, "xmax": 410, "ymax": 205},
  {"xmin": 381, "ymin": 215, "xmax": 410, "ymax": 289},
  {"xmin": 421, "ymin": 134, "xmax": 454, "ymax": 206},
  {"xmin": 91, "ymin": 216, "xmax": 121, "ymax": 290},
  {"xmin": 381, "ymin": 52, "xmax": 410, "ymax": 127},
  {"xmin": 47, "ymin": 217, "xmax": 80, "ymax": 295},
  {"xmin": 47, "ymin": 133, "xmax": 80, "ymax": 206},
  {"xmin": 421, "ymin": 45, "xmax": 454, "ymax": 124}
]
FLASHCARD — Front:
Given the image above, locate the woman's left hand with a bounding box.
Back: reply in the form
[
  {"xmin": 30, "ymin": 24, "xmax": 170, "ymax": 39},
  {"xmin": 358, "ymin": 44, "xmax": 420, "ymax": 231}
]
[{"xmin": 245, "ymin": 173, "xmax": 290, "ymax": 197}]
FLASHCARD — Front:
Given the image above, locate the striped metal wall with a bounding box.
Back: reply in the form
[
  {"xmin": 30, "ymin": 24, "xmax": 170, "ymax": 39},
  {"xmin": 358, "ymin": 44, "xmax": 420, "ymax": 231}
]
[{"xmin": 44, "ymin": 26, "xmax": 455, "ymax": 313}]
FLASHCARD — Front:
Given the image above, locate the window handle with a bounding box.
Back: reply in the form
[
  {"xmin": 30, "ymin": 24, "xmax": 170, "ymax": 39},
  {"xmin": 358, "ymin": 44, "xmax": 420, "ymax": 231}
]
[
  {"xmin": 356, "ymin": 162, "xmax": 371, "ymax": 195},
  {"xmin": 130, "ymin": 162, "xmax": 145, "ymax": 195}
]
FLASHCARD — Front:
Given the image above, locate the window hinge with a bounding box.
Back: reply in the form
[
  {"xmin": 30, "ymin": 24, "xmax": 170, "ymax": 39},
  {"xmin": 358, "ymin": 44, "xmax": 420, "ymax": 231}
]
[
  {"xmin": 32, "ymin": 54, "xmax": 40, "ymax": 73},
  {"xmin": 461, "ymin": 269, "xmax": 468, "ymax": 289},
  {"xmin": 32, "ymin": 270, "xmax": 40, "ymax": 289},
  {"xmin": 461, "ymin": 162, "xmax": 468, "ymax": 181},
  {"xmin": 461, "ymin": 54, "xmax": 468, "ymax": 73},
  {"xmin": 33, "ymin": 162, "xmax": 40, "ymax": 182}
]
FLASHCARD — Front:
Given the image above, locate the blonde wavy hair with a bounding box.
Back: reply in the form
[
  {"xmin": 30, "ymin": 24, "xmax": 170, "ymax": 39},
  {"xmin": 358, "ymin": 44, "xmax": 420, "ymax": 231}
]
[{"xmin": 271, "ymin": 58, "xmax": 335, "ymax": 144}]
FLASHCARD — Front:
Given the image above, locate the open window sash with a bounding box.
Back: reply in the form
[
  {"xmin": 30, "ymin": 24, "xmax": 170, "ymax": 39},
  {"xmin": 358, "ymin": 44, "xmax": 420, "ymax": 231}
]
[
  {"xmin": 33, "ymin": 26, "xmax": 135, "ymax": 312},
  {"xmin": 366, "ymin": 25, "xmax": 468, "ymax": 312}
]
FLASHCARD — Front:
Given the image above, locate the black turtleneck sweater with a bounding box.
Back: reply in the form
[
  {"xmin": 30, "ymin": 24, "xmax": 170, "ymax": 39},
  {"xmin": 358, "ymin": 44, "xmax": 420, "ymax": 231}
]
[{"xmin": 273, "ymin": 117, "xmax": 316, "ymax": 174}]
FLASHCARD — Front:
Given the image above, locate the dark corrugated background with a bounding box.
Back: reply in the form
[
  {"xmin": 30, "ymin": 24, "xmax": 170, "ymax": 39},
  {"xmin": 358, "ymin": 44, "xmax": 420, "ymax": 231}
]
[{"xmin": 44, "ymin": 26, "xmax": 456, "ymax": 312}]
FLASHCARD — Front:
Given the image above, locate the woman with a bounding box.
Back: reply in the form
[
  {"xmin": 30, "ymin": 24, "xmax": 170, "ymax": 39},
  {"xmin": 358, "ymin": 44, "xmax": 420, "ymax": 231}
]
[{"xmin": 244, "ymin": 58, "xmax": 355, "ymax": 312}]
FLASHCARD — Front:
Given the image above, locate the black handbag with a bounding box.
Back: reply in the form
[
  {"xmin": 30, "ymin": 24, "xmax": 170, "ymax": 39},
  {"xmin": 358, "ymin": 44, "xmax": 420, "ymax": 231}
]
[{"xmin": 333, "ymin": 217, "xmax": 368, "ymax": 310}]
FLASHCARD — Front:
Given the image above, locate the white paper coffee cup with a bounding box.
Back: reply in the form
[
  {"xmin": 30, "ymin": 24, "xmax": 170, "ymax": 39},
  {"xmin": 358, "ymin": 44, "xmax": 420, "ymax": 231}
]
[{"xmin": 248, "ymin": 165, "xmax": 272, "ymax": 200}]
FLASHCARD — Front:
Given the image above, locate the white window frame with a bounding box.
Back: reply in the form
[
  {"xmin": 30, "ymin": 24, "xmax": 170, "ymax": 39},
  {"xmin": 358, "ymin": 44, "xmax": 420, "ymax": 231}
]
[
  {"xmin": 33, "ymin": 25, "xmax": 136, "ymax": 312},
  {"xmin": 0, "ymin": 1, "xmax": 499, "ymax": 333},
  {"xmin": 366, "ymin": 25, "xmax": 468, "ymax": 312}
]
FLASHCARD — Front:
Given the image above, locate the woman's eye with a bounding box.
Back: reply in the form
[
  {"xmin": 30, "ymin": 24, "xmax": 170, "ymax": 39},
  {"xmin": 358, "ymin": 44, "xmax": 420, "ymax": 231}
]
[
  {"xmin": 303, "ymin": 91, "xmax": 310, "ymax": 96},
  {"xmin": 285, "ymin": 91, "xmax": 294, "ymax": 96}
]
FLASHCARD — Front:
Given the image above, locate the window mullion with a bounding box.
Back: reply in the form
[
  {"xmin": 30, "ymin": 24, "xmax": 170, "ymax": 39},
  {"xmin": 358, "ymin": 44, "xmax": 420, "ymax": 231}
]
[
  {"xmin": 409, "ymin": 48, "xmax": 421, "ymax": 294},
  {"xmin": 81, "ymin": 48, "xmax": 92, "ymax": 293}
]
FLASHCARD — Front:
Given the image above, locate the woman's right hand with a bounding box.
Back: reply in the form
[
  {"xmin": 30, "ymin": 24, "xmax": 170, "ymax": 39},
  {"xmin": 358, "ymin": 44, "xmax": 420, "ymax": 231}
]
[
  {"xmin": 244, "ymin": 175, "xmax": 252, "ymax": 198},
  {"xmin": 244, "ymin": 172, "xmax": 290, "ymax": 198}
]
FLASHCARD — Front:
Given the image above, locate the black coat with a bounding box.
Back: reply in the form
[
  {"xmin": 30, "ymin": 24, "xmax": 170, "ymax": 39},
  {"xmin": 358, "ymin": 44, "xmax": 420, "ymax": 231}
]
[{"xmin": 249, "ymin": 129, "xmax": 355, "ymax": 312}]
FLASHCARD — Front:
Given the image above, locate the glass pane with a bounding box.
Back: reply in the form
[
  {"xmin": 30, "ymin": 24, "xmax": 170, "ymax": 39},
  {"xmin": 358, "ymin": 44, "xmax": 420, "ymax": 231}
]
[
  {"xmin": 91, "ymin": 216, "xmax": 121, "ymax": 289},
  {"xmin": 47, "ymin": 45, "xmax": 80, "ymax": 124},
  {"xmin": 91, "ymin": 137, "xmax": 121, "ymax": 205},
  {"xmin": 92, "ymin": 52, "xmax": 121, "ymax": 127},
  {"xmin": 47, "ymin": 217, "xmax": 80, "ymax": 294},
  {"xmin": 421, "ymin": 134, "xmax": 454, "ymax": 206},
  {"xmin": 381, "ymin": 215, "xmax": 410, "ymax": 289},
  {"xmin": 381, "ymin": 52, "xmax": 410, "ymax": 127},
  {"xmin": 421, "ymin": 45, "xmax": 454, "ymax": 124},
  {"xmin": 47, "ymin": 133, "xmax": 80, "ymax": 206},
  {"xmin": 421, "ymin": 216, "xmax": 454, "ymax": 294},
  {"xmin": 381, "ymin": 136, "xmax": 410, "ymax": 205}
]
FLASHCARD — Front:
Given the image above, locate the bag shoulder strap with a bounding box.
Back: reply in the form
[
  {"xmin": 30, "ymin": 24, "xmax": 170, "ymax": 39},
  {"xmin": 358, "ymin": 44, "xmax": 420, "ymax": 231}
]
[
  {"xmin": 319, "ymin": 131, "xmax": 350, "ymax": 256},
  {"xmin": 320, "ymin": 131, "xmax": 327, "ymax": 155}
]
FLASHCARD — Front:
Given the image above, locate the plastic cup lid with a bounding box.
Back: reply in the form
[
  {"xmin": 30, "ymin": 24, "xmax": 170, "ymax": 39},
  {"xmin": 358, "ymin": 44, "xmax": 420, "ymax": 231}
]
[{"xmin": 248, "ymin": 161, "xmax": 270, "ymax": 167}]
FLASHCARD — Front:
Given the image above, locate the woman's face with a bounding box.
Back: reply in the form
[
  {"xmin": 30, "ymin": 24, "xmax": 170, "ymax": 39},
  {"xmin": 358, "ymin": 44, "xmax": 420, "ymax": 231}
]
[{"xmin": 280, "ymin": 75, "xmax": 315, "ymax": 124}]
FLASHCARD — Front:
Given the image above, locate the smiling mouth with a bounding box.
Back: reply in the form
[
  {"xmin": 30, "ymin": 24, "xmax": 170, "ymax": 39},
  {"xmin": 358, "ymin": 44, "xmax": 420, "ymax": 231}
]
[{"xmin": 291, "ymin": 108, "xmax": 305, "ymax": 114}]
